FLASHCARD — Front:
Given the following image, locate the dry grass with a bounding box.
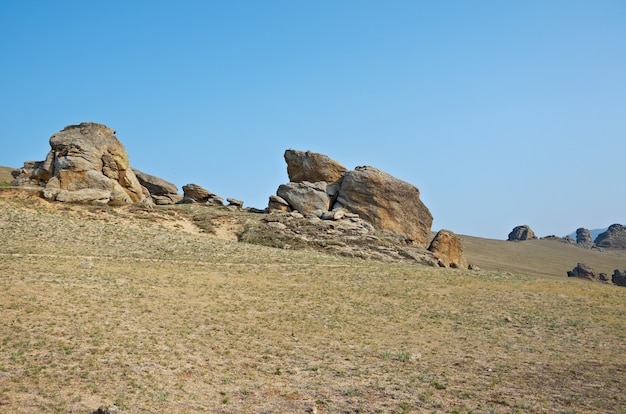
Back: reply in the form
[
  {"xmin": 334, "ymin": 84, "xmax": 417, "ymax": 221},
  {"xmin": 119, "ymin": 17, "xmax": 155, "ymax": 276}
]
[
  {"xmin": 0, "ymin": 166, "xmax": 15, "ymax": 187},
  {"xmin": 1, "ymin": 189, "xmax": 625, "ymax": 413}
]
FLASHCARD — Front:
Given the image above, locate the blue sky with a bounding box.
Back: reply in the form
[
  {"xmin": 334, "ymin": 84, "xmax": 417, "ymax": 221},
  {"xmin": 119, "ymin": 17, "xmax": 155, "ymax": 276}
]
[{"xmin": 1, "ymin": 1, "xmax": 624, "ymax": 239}]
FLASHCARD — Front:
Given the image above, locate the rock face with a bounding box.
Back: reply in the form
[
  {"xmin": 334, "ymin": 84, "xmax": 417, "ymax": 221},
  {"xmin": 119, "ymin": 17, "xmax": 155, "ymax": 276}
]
[
  {"xmin": 276, "ymin": 181, "xmax": 331, "ymax": 215},
  {"xmin": 575, "ymin": 228, "xmax": 594, "ymax": 248},
  {"xmin": 427, "ymin": 230, "xmax": 467, "ymax": 268},
  {"xmin": 17, "ymin": 123, "xmax": 149, "ymax": 204},
  {"xmin": 594, "ymin": 224, "xmax": 626, "ymax": 249},
  {"xmin": 284, "ymin": 149, "xmax": 346, "ymax": 184},
  {"xmin": 567, "ymin": 263, "xmax": 597, "ymax": 281},
  {"xmin": 133, "ymin": 169, "xmax": 182, "ymax": 205},
  {"xmin": 612, "ymin": 270, "xmax": 626, "ymax": 287},
  {"xmin": 335, "ymin": 166, "xmax": 433, "ymax": 246},
  {"xmin": 507, "ymin": 225, "xmax": 537, "ymax": 241}
]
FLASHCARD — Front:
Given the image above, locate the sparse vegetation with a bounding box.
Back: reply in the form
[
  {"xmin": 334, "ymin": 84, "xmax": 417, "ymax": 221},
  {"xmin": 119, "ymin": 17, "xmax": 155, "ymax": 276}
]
[{"xmin": 0, "ymin": 188, "xmax": 625, "ymax": 413}]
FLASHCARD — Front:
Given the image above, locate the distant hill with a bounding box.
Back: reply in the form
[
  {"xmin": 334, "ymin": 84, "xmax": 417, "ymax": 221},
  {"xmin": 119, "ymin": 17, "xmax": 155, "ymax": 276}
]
[
  {"xmin": 567, "ymin": 228, "xmax": 609, "ymax": 241},
  {"xmin": 0, "ymin": 166, "xmax": 15, "ymax": 186}
]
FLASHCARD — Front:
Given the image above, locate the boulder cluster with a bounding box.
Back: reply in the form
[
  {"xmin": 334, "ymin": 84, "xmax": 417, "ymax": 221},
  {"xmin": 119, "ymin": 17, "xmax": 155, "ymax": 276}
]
[
  {"xmin": 507, "ymin": 225, "xmax": 537, "ymax": 241},
  {"xmin": 508, "ymin": 224, "xmax": 626, "ymax": 251},
  {"xmin": 567, "ymin": 263, "xmax": 626, "ymax": 287}
]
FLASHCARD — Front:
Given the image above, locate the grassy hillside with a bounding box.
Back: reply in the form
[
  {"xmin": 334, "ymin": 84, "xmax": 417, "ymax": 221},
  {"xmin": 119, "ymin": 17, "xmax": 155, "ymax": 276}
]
[
  {"xmin": 0, "ymin": 166, "xmax": 15, "ymax": 187},
  {"xmin": 0, "ymin": 189, "xmax": 625, "ymax": 413}
]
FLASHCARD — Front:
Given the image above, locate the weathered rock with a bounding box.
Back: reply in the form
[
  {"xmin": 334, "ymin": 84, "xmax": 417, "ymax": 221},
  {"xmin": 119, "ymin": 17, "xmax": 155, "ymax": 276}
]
[
  {"xmin": 33, "ymin": 123, "xmax": 148, "ymax": 204},
  {"xmin": 612, "ymin": 269, "xmax": 626, "ymax": 287},
  {"xmin": 182, "ymin": 183, "xmax": 214, "ymax": 202},
  {"xmin": 575, "ymin": 227, "xmax": 594, "ymax": 248},
  {"xmin": 567, "ymin": 263, "xmax": 597, "ymax": 281},
  {"xmin": 334, "ymin": 166, "xmax": 433, "ymax": 247},
  {"xmin": 284, "ymin": 149, "xmax": 347, "ymax": 184},
  {"xmin": 507, "ymin": 225, "xmax": 537, "ymax": 241},
  {"xmin": 276, "ymin": 181, "xmax": 331, "ymax": 215},
  {"xmin": 133, "ymin": 169, "xmax": 177, "ymax": 195},
  {"xmin": 594, "ymin": 224, "xmax": 626, "ymax": 249},
  {"xmin": 227, "ymin": 198, "xmax": 244, "ymax": 208},
  {"xmin": 427, "ymin": 229, "xmax": 468, "ymax": 269},
  {"xmin": 268, "ymin": 195, "xmax": 291, "ymax": 213}
]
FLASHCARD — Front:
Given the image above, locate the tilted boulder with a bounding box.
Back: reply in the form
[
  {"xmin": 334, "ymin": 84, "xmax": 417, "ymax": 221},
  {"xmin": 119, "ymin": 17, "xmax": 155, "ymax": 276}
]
[
  {"xmin": 182, "ymin": 183, "xmax": 223, "ymax": 205},
  {"xmin": 567, "ymin": 263, "xmax": 597, "ymax": 281},
  {"xmin": 575, "ymin": 227, "xmax": 594, "ymax": 248},
  {"xmin": 594, "ymin": 224, "xmax": 626, "ymax": 249},
  {"xmin": 28, "ymin": 122, "xmax": 148, "ymax": 204},
  {"xmin": 284, "ymin": 149, "xmax": 346, "ymax": 184},
  {"xmin": 133, "ymin": 169, "xmax": 182, "ymax": 205},
  {"xmin": 276, "ymin": 181, "xmax": 331, "ymax": 215},
  {"xmin": 507, "ymin": 225, "xmax": 537, "ymax": 241},
  {"xmin": 334, "ymin": 166, "xmax": 433, "ymax": 247},
  {"xmin": 612, "ymin": 270, "xmax": 626, "ymax": 287},
  {"xmin": 427, "ymin": 229, "xmax": 468, "ymax": 268},
  {"xmin": 268, "ymin": 195, "xmax": 291, "ymax": 213}
]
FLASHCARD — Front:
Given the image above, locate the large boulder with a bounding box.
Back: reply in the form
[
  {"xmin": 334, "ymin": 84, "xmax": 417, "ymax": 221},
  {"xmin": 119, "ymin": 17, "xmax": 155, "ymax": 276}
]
[
  {"xmin": 35, "ymin": 123, "xmax": 148, "ymax": 204},
  {"xmin": 284, "ymin": 149, "xmax": 347, "ymax": 184},
  {"xmin": 507, "ymin": 225, "xmax": 537, "ymax": 241},
  {"xmin": 276, "ymin": 181, "xmax": 331, "ymax": 215},
  {"xmin": 594, "ymin": 224, "xmax": 626, "ymax": 249},
  {"xmin": 334, "ymin": 166, "xmax": 433, "ymax": 247},
  {"xmin": 575, "ymin": 227, "xmax": 594, "ymax": 248},
  {"xmin": 427, "ymin": 229, "xmax": 468, "ymax": 268},
  {"xmin": 133, "ymin": 169, "xmax": 182, "ymax": 205},
  {"xmin": 612, "ymin": 270, "xmax": 626, "ymax": 287},
  {"xmin": 182, "ymin": 183, "xmax": 223, "ymax": 205},
  {"xmin": 567, "ymin": 263, "xmax": 597, "ymax": 281}
]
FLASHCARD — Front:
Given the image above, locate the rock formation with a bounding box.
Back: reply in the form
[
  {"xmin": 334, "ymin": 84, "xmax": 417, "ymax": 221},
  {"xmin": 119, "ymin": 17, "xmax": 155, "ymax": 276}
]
[
  {"xmin": 612, "ymin": 270, "xmax": 626, "ymax": 287},
  {"xmin": 284, "ymin": 149, "xmax": 346, "ymax": 184},
  {"xmin": 182, "ymin": 183, "xmax": 223, "ymax": 205},
  {"xmin": 575, "ymin": 227, "xmax": 595, "ymax": 248},
  {"xmin": 427, "ymin": 229, "xmax": 468, "ymax": 268},
  {"xmin": 507, "ymin": 225, "xmax": 537, "ymax": 241},
  {"xmin": 594, "ymin": 224, "xmax": 626, "ymax": 249},
  {"xmin": 567, "ymin": 263, "xmax": 597, "ymax": 281},
  {"xmin": 271, "ymin": 150, "xmax": 434, "ymax": 248},
  {"xmin": 133, "ymin": 169, "xmax": 182, "ymax": 205},
  {"xmin": 13, "ymin": 122, "xmax": 148, "ymax": 205}
]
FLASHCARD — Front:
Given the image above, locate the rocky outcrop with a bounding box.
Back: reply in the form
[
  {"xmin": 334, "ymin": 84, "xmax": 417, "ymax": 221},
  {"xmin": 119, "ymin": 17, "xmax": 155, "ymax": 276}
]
[
  {"xmin": 182, "ymin": 183, "xmax": 224, "ymax": 205},
  {"xmin": 427, "ymin": 230, "xmax": 468, "ymax": 268},
  {"xmin": 133, "ymin": 169, "xmax": 182, "ymax": 205},
  {"xmin": 13, "ymin": 123, "xmax": 149, "ymax": 205},
  {"xmin": 284, "ymin": 149, "xmax": 346, "ymax": 184},
  {"xmin": 270, "ymin": 151, "xmax": 434, "ymax": 248},
  {"xmin": 575, "ymin": 228, "xmax": 595, "ymax": 248},
  {"xmin": 567, "ymin": 263, "xmax": 597, "ymax": 281},
  {"xmin": 612, "ymin": 270, "xmax": 626, "ymax": 287},
  {"xmin": 507, "ymin": 225, "xmax": 537, "ymax": 241},
  {"xmin": 594, "ymin": 224, "xmax": 626, "ymax": 249}
]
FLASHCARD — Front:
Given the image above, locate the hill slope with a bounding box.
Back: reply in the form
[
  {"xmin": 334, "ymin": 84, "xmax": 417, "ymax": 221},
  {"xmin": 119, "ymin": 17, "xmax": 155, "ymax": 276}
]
[
  {"xmin": 0, "ymin": 188, "xmax": 625, "ymax": 413},
  {"xmin": 462, "ymin": 234, "xmax": 626, "ymax": 279},
  {"xmin": 0, "ymin": 165, "xmax": 15, "ymax": 186}
]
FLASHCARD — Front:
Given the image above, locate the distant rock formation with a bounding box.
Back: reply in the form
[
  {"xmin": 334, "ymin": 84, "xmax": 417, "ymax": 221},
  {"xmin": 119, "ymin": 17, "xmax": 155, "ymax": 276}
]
[
  {"xmin": 272, "ymin": 150, "xmax": 434, "ymax": 248},
  {"xmin": 427, "ymin": 229, "xmax": 467, "ymax": 268},
  {"xmin": 575, "ymin": 227, "xmax": 595, "ymax": 248},
  {"xmin": 13, "ymin": 122, "xmax": 149, "ymax": 205},
  {"xmin": 567, "ymin": 263, "xmax": 598, "ymax": 281},
  {"xmin": 133, "ymin": 169, "xmax": 182, "ymax": 205},
  {"xmin": 594, "ymin": 224, "xmax": 626, "ymax": 249},
  {"xmin": 507, "ymin": 225, "xmax": 537, "ymax": 241}
]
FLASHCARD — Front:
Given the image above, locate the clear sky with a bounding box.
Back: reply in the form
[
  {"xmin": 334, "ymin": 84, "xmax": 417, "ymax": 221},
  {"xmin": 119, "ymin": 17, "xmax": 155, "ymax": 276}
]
[{"xmin": 1, "ymin": 1, "xmax": 624, "ymax": 240}]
